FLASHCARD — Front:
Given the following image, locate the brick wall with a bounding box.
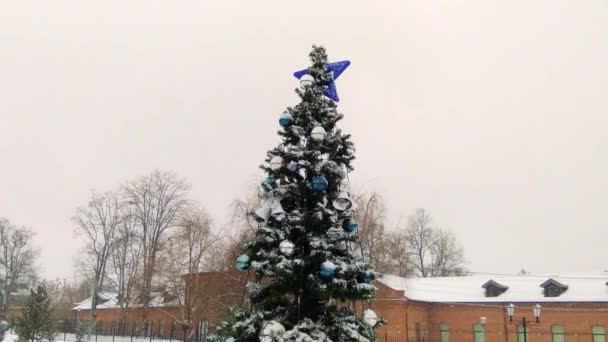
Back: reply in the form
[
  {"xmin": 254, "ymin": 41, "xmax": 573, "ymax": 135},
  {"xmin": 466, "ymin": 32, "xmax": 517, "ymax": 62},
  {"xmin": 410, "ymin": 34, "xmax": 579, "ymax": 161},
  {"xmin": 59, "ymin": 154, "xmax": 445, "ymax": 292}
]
[{"xmin": 386, "ymin": 302, "xmax": 608, "ymax": 342}]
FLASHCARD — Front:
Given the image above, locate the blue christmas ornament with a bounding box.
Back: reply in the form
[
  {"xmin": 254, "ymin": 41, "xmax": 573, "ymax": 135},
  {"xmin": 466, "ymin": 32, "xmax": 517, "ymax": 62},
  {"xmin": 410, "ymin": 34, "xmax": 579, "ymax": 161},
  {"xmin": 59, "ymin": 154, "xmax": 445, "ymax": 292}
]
[
  {"xmin": 279, "ymin": 112, "xmax": 294, "ymax": 128},
  {"xmin": 319, "ymin": 261, "xmax": 336, "ymax": 280},
  {"xmin": 358, "ymin": 273, "xmax": 374, "ymax": 284},
  {"xmin": 293, "ymin": 60, "xmax": 351, "ymax": 102},
  {"xmin": 261, "ymin": 174, "xmax": 277, "ymax": 191},
  {"xmin": 342, "ymin": 218, "xmax": 358, "ymax": 233},
  {"xmin": 311, "ymin": 176, "xmax": 328, "ymax": 192},
  {"xmin": 235, "ymin": 254, "xmax": 251, "ymax": 271}
]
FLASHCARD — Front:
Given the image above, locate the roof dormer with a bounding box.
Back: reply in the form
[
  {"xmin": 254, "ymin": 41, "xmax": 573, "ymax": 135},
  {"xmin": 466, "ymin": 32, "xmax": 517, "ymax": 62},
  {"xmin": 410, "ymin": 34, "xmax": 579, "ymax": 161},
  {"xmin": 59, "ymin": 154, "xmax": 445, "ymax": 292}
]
[
  {"xmin": 482, "ymin": 280, "xmax": 509, "ymax": 297},
  {"xmin": 540, "ymin": 278, "xmax": 568, "ymax": 297}
]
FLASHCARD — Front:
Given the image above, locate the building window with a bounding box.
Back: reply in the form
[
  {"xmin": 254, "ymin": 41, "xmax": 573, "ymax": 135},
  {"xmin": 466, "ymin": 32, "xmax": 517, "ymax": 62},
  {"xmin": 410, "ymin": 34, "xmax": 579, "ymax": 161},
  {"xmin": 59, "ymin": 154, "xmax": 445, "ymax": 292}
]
[
  {"xmin": 473, "ymin": 324, "xmax": 485, "ymax": 342},
  {"xmin": 440, "ymin": 324, "xmax": 449, "ymax": 342},
  {"xmin": 593, "ymin": 327, "xmax": 606, "ymax": 342},
  {"xmin": 551, "ymin": 325, "xmax": 565, "ymax": 342},
  {"xmin": 518, "ymin": 325, "xmax": 529, "ymax": 342},
  {"xmin": 541, "ymin": 279, "xmax": 568, "ymax": 297},
  {"xmin": 482, "ymin": 280, "xmax": 509, "ymax": 297}
]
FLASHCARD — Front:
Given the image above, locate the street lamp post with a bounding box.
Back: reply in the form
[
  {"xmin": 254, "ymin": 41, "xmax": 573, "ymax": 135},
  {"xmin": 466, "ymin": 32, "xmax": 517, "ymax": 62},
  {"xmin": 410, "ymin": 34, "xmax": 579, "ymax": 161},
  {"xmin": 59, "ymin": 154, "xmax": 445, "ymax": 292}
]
[{"xmin": 506, "ymin": 304, "xmax": 542, "ymax": 342}]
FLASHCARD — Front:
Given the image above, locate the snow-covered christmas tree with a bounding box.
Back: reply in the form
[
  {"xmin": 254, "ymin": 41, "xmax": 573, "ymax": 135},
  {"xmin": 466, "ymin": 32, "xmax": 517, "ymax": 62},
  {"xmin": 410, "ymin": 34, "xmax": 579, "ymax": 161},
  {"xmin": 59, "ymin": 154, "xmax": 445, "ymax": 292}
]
[{"xmin": 212, "ymin": 46, "xmax": 382, "ymax": 341}]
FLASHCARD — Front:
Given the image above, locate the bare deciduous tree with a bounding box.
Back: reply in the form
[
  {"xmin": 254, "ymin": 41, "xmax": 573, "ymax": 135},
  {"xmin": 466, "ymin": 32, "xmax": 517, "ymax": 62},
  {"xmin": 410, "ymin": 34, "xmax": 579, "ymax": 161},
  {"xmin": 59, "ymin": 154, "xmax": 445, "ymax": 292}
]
[
  {"xmin": 0, "ymin": 218, "xmax": 38, "ymax": 314},
  {"xmin": 73, "ymin": 191, "xmax": 122, "ymax": 323},
  {"xmin": 121, "ymin": 170, "xmax": 190, "ymax": 318},
  {"xmin": 207, "ymin": 185, "xmax": 260, "ymax": 272},
  {"xmin": 108, "ymin": 211, "xmax": 142, "ymax": 328},
  {"xmin": 158, "ymin": 206, "xmax": 219, "ymax": 342},
  {"xmin": 404, "ymin": 208, "xmax": 467, "ymax": 277},
  {"xmin": 404, "ymin": 208, "xmax": 435, "ymax": 277},
  {"xmin": 382, "ymin": 231, "xmax": 414, "ymax": 277},
  {"xmin": 354, "ymin": 192, "xmax": 388, "ymax": 270},
  {"xmin": 429, "ymin": 228, "xmax": 467, "ymax": 276}
]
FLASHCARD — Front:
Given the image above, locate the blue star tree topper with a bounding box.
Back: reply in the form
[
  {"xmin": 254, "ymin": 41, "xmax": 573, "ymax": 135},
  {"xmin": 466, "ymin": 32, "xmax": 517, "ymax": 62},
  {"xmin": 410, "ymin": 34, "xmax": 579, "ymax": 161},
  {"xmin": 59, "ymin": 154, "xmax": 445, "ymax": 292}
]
[{"xmin": 293, "ymin": 60, "xmax": 351, "ymax": 102}]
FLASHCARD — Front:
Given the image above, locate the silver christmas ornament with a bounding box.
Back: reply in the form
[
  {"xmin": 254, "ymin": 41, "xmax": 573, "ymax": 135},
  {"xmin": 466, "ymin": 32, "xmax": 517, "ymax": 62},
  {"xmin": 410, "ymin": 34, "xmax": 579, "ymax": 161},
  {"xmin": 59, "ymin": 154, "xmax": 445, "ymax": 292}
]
[
  {"xmin": 299, "ymin": 74, "xmax": 315, "ymax": 88},
  {"xmin": 311, "ymin": 126, "xmax": 327, "ymax": 141},
  {"xmin": 286, "ymin": 161, "xmax": 298, "ymax": 172},
  {"xmin": 261, "ymin": 321, "xmax": 285, "ymax": 342},
  {"xmin": 254, "ymin": 202, "xmax": 271, "ymax": 222},
  {"xmin": 270, "ymin": 201, "xmax": 286, "ymax": 222},
  {"xmin": 279, "ymin": 240, "xmax": 295, "ymax": 256},
  {"xmin": 363, "ymin": 309, "xmax": 378, "ymax": 327},
  {"xmin": 269, "ymin": 156, "xmax": 284, "ymax": 171},
  {"xmin": 333, "ymin": 191, "xmax": 353, "ymax": 211}
]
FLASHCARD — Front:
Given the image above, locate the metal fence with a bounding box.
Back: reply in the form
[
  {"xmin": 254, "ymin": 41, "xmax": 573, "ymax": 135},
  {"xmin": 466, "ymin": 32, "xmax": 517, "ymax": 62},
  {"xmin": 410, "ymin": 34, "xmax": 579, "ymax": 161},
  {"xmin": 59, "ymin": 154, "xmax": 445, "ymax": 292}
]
[{"xmin": 55, "ymin": 320, "xmax": 209, "ymax": 342}]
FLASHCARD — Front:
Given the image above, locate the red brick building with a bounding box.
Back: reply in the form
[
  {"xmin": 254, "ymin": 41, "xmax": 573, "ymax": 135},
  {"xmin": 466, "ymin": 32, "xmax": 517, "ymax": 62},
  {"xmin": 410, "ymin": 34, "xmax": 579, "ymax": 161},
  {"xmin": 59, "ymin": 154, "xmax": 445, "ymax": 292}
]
[
  {"xmin": 374, "ymin": 273, "xmax": 608, "ymax": 342},
  {"xmin": 74, "ymin": 272, "xmax": 248, "ymax": 338},
  {"xmin": 75, "ymin": 272, "xmax": 608, "ymax": 342}
]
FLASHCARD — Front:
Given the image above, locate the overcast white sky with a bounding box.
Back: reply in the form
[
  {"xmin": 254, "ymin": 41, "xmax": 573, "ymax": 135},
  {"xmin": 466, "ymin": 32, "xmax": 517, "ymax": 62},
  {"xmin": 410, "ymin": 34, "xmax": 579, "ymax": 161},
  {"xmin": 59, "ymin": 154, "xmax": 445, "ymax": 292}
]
[{"xmin": 1, "ymin": 1, "xmax": 607, "ymax": 280}]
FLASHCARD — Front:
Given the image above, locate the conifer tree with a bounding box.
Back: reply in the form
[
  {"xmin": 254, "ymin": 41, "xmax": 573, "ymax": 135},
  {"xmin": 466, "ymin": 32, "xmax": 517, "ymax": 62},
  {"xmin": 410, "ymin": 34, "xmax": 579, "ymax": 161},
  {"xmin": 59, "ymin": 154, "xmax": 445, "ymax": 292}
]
[
  {"xmin": 16, "ymin": 285, "xmax": 57, "ymax": 342},
  {"xmin": 212, "ymin": 46, "xmax": 381, "ymax": 341}
]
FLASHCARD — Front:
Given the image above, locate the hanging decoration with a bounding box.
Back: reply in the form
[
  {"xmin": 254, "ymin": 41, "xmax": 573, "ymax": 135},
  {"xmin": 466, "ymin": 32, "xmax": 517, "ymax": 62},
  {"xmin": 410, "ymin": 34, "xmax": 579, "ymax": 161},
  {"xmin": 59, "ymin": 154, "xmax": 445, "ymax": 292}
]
[
  {"xmin": 254, "ymin": 202, "xmax": 272, "ymax": 222},
  {"xmin": 235, "ymin": 254, "xmax": 251, "ymax": 271},
  {"xmin": 286, "ymin": 161, "xmax": 298, "ymax": 172},
  {"xmin": 260, "ymin": 321, "xmax": 286, "ymax": 342},
  {"xmin": 342, "ymin": 218, "xmax": 358, "ymax": 233},
  {"xmin": 333, "ymin": 191, "xmax": 353, "ymax": 211},
  {"xmin": 310, "ymin": 126, "xmax": 327, "ymax": 142},
  {"xmin": 312, "ymin": 176, "xmax": 329, "ymax": 192},
  {"xmin": 363, "ymin": 309, "xmax": 378, "ymax": 327},
  {"xmin": 319, "ymin": 261, "xmax": 336, "ymax": 280},
  {"xmin": 270, "ymin": 200, "xmax": 286, "ymax": 222},
  {"xmin": 298, "ymin": 74, "xmax": 315, "ymax": 88},
  {"xmin": 261, "ymin": 174, "xmax": 276, "ymax": 192},
  {"xmin": 279, "ymin": 112, "xmax": 294, "ymax": 128},
  {"xmin": 269, "ymin": 156, "xmax": 284, "ymax": 171},
  {"xmin": 357, "ymin": 273, "xmax": 374, "ymax": 284},
  {"xmin": 293, "ymin": 60, "xmax": 351, "ymax": 102},
  {"xmin": 279, "ymin": 240, "xmax": 295, "ymax": 256}
]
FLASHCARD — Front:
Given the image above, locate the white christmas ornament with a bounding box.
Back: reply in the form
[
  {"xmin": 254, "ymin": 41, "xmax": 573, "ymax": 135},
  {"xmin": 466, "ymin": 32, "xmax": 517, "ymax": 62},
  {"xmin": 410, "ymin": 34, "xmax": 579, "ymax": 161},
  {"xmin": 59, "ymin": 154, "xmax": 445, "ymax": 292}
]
[
  {"xmin": 333, "ymin": 191, "xmax": 353, "ymax": 211},
  {"xmin": 311, "ymin": 126, "xmax": 327, "ymax": 141},
  {"xmin": 261, "ymin": 321, "xmax": 285, "ymax": 342},
  {"xmin": 299, "ymin": 74, "xmax": 315, "ymax": 88},
  {"xmin": 254, "ymin": 202, "xmax": 272, "ymax": 222},
  {"xmin": 363, "ymin": 309, "xmax": 378, "ymax": 327},
  {"xmin": 270, "ymin": 201, "xmax": 286, "ymax": 222},
  {"xmin": 286, "ymin": 161, "xmax": 298, "ymax": 172},
  {"xmin": 269, "ymin": 156, "xmax": 284, "ymax": 171},
  {"xmin": 279, "ymin": 240, "xmax": 295, "ymax": 256}
]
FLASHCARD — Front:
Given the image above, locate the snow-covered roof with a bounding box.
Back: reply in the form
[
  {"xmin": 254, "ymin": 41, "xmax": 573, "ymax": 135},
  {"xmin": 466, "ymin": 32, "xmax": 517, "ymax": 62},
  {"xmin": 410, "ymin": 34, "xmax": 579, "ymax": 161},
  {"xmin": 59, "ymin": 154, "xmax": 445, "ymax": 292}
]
[
  {"xmin": 73, "ymin": 292, "xmax": 119, "ymax": 311},
  {"xmin": 73, "ymin": 291, "xmax": 180, "ymax": 311},
  {"xmin": 378, "ymin": 272, "xmax": 608, "ymax": 303}
]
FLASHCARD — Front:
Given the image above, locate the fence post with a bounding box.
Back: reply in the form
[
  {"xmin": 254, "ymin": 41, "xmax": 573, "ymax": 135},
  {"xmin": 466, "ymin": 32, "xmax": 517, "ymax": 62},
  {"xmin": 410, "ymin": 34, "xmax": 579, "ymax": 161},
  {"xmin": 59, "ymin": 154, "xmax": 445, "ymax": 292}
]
[
  {"xmin": 112, "ymin": 321, "xmax": 115, "ymax": 342},
  {"xmin": 150, "ymin": 321, "xmax": 153, "ymax": 342},
  {"xmin": 169, "ymin": 321, "xmax": 173, "ymax": 342},
  {"xmin": 130, "ymin": 322, "xmax": 134, "ymax": 342}
]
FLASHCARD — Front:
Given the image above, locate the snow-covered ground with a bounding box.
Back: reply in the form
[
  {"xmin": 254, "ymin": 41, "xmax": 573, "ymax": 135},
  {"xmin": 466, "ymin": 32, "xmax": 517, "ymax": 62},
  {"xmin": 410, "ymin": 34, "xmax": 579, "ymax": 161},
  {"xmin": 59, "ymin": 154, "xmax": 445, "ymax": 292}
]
[
  {"xmin": 3, "ymin": 333, "xmax": 179, "ymax": 342},
  {"xmin": 3, "ymin": 333, "xmax": 16, "ymax": 342}
]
